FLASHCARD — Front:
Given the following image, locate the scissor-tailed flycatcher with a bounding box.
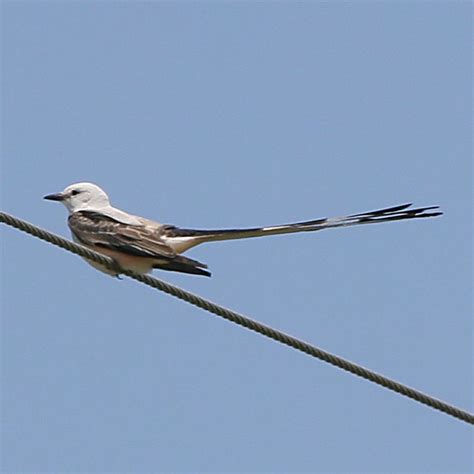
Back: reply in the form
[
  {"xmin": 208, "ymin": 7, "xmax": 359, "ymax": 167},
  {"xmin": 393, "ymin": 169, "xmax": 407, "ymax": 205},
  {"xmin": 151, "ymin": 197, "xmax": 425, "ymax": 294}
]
[{"xmin": 44, "ymin": 182, "xmax": 442, "ymax": 277}]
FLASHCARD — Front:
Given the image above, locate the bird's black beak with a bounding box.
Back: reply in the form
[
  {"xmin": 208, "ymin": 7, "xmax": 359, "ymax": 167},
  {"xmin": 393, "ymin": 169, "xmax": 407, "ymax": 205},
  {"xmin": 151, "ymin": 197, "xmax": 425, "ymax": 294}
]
[{"xmin": 43, "ymin": 192, "xmax": 66, "ymax": 201}]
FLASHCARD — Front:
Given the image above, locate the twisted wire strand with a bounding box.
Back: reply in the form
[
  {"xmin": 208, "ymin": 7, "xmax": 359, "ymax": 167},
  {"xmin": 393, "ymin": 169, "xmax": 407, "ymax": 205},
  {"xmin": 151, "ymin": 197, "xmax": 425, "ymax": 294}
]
[{"xmin": 1, "ymin": 210, "xmax": 473, "ymax": 425}]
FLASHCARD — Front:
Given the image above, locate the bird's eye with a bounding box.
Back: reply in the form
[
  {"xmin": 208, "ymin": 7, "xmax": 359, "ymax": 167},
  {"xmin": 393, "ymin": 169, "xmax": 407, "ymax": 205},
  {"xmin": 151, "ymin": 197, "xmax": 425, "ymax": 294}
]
[{"xmin": 71, "ymin": 190, "xmax": 81, "ymax": 196}]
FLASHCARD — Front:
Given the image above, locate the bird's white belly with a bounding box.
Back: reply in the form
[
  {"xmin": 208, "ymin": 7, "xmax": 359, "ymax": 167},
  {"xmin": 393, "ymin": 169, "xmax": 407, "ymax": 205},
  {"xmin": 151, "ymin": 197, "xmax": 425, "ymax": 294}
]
[{"xmin": 71, "ymin": 233, "xmax": 155, "ymax": 276}]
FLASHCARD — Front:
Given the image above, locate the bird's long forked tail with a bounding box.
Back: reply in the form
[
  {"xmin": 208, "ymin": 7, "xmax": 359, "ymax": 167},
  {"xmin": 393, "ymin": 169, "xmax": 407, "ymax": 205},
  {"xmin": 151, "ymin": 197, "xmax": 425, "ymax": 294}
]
[{"xmin": 164, "ymin": 203, "xmax": 442, "ymax": 244}]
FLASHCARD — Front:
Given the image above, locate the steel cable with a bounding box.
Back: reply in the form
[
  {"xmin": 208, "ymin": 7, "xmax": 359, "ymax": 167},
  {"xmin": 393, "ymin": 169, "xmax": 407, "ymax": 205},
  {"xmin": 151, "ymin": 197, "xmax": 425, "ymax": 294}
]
[{"xmin": 1, "ymin": 211, "xmax": 472, "ymax": 425}]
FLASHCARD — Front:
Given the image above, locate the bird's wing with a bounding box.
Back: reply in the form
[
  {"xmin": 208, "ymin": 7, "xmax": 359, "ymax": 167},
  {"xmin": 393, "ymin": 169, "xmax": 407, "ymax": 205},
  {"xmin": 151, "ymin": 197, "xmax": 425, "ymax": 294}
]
[
  {"xmin": 68, "ymin": 210, "xmax": 178, "ymax": 258},
  {"xmin": 68, "ymin": 210, "xmax": 211, "ymax": 276}
]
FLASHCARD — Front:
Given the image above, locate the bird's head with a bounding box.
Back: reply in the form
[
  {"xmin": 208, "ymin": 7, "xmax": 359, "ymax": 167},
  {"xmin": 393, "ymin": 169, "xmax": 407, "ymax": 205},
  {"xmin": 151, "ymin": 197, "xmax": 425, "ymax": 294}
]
[{"xmin": 44, "ymin": 182, "xmax": 111, "ymax": 213}]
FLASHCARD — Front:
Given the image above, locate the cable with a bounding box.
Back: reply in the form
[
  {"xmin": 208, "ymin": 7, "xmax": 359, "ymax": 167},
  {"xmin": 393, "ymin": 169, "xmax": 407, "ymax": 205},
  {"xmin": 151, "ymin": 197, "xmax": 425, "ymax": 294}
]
[{"xmin": 1, "ymin": 210, "xmax": 473, "ymax": 425}]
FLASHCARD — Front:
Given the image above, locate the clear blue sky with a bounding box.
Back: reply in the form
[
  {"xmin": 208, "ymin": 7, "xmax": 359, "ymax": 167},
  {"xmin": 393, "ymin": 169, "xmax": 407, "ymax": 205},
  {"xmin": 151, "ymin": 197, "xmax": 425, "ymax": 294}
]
[{"xmin": 2, "ymin": 2, "xmax": 472, "ymax": 472}]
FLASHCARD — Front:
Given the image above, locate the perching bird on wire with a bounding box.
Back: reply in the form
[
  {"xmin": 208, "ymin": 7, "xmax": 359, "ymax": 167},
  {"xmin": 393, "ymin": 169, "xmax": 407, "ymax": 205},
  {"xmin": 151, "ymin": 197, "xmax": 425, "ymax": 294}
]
[{"xmin": 44, "ymin": 182, "xmax": 442, "ymax": 277}]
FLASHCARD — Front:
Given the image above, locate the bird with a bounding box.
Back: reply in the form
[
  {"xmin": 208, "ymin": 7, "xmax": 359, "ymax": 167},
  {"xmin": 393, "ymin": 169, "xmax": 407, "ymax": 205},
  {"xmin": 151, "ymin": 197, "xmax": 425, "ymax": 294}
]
[{"xmin": 44, "ymin": 182, "xmax": 442, "ymax": 277}]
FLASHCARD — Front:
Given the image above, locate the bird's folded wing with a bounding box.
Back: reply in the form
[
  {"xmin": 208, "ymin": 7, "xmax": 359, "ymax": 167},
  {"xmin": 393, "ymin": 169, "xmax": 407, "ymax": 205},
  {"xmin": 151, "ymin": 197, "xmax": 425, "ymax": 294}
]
[{"xmin": 68, "ymin": 210, "xmax": 176, "ymax": 258}]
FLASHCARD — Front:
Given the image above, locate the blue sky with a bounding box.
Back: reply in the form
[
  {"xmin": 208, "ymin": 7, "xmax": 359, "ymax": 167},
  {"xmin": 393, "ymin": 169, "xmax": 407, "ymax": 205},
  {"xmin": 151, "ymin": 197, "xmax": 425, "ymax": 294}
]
[{"xmin": 1, "ymin": 2, "xmax": 472, "ymax": 472}]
